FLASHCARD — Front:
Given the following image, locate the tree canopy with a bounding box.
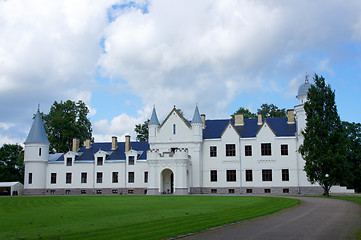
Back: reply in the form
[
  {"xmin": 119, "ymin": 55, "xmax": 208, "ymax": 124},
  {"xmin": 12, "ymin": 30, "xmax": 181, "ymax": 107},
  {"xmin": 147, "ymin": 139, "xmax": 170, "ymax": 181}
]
[
  {"xmin": 232, "ymin": 104, "xmax": 286, "ymax": 119},
  {"xmin": 0, "ymin": 144, "xmax": 24, "ymax": 183},
  {"xmin": 299, "ymin": 74, "xmax": 349, "ymax": 196},
  {"xmin": 41, "ymin": 100, "xmax": 92, "ymax": 153},
  {"xmin": 135, "ymin": 119, "xmax": 149, "ymax": 142},
  {"xmin": 342, "ymin": 121, "xmax": 361, "ymax": 193}
]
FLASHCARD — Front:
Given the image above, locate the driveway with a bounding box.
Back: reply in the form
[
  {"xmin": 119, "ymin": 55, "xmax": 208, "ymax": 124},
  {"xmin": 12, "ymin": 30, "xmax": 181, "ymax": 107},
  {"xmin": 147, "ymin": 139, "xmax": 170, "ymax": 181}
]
[{"xmin": 182, "ymin": 197, "xmax": 361, "ymax": 240}]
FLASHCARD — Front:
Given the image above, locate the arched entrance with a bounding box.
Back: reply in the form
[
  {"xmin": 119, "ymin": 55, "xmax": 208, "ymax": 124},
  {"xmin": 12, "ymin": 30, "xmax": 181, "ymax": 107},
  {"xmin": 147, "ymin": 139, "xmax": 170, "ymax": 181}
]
[{"xmin": 161, "ymin": 169, "xmax": 174, "ymax": 194}]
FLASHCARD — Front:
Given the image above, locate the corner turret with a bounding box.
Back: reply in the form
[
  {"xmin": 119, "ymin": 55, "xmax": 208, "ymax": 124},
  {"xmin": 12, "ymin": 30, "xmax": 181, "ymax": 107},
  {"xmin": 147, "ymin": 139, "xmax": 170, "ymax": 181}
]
[
  {"xmin": 148, "ymin": 106, "xmax": 160, "ymax": 143},
  {"xmin": 24, "ymin": 109, "xmax": 49, "ymax": 195},
  {"xmin": 191, "ymin": 105, "xmax": 203, "ymax": 142}
]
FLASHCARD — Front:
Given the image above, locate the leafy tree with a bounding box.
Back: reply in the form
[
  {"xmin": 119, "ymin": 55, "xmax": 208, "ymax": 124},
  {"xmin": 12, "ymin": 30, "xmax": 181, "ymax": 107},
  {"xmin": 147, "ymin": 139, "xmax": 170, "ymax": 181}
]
[
  {"xmin": 231, "ymin": 107, "xmax": 257, "ymax": 119},
  {"xmin": 342, "ymin": 121, "xmax": 361, "ymax": 193},
  {"xmin": 135, "ymin": 119, "xmax": 149, "ymax": 142},
  {"xmin": 0, "ymin": 144, "xmax": 24, "ymax": 183},
  {"xmin": 41, "ymin": 100, "xmax": 92, "ymax": 153},
  {"xmin": 299, "ymin": 74, "xmax": 348, "ymax": 196},
  {"xmin": 257, "ymin": 104, "xmax": 286, "ymax": 118}
]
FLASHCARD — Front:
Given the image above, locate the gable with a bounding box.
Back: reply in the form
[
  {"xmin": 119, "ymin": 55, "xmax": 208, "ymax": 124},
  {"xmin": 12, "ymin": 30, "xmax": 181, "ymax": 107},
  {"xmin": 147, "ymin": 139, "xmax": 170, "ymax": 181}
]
[
  {"xmin": 221, "ymin": 122, "xmax": 240, "ymax": 141},
  {"xmin": 256, "ymin": 121, "xmax": 276, "ymax": 139}
]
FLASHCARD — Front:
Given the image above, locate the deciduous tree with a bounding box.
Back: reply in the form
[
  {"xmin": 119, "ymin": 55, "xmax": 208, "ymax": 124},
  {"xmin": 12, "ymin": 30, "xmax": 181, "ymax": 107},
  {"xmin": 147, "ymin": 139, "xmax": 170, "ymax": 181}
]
[
  {"xmin": 41, "ymin": 100, "xmax": 92, "ymax": 153},
  {"xmin": 0, "ymin": 144, "xmax": 24, "ymax": 183},
  {"xmin": 299, "ymin": 74, "xmax": 348, "ymax": 196}
]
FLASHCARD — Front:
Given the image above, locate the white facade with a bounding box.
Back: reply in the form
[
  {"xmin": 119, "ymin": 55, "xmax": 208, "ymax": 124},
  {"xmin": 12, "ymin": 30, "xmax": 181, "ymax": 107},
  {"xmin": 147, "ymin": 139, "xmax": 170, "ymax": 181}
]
[{"xmin": 25, "ymin": 81, "xmax": 347, "ymax": 196}]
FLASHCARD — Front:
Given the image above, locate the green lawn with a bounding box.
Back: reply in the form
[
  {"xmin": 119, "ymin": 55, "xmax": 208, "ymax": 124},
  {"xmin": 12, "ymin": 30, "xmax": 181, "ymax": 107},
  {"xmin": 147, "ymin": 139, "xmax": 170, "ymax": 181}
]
[{"xmin": 0, "ymin": 195, "xmax": 299, "ymax": 240}]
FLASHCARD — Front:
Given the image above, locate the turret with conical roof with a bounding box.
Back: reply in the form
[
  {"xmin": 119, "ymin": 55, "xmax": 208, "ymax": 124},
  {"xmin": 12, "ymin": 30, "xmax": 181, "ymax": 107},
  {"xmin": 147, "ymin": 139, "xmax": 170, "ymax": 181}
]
[
  {"xmin": 23, "ymin": 109, "xmax": 49, "ymax": 195},
  {"xmin": 191, "ymin": 105, "xmax": 203, "ymax": 142},
  {"xmin": 148, "ymin": 106, "xmax": 160, "ymax": 143}
]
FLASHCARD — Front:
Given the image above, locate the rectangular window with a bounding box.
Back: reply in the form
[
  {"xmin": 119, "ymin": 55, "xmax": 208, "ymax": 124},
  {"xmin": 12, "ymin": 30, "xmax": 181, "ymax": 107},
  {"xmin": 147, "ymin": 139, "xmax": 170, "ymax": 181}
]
[
  {"xmin": 226, "ymin": 144, "xmax": 236, "ymax": 156},
  {"xmin": 128, "ymin": 172, "xmax": 134, "ymax": 183},
  {"xmin": 144, "ymin": 171, "xmax": 148, "ymax": 183},
  {"xmin": 128, "ymin": 156, "xmax": 134, "ymax": 165},
  {"xmin": 128, "ymin": 189, "xmax": 134, "ymax": 194},
  {"xmin": 28, "ymin": 173, "xmax": 32, "ymax": 184},
  {"xmin": 211, "ymin": 189, "xmax": 217, "ymax": 193},
  {"xmin": 262, "ymin": 169, "xmax": 272, "ymax": 181},
  {"xmin": 81, "ymin": 190, "xmax": 86, "ymax": 194},
  {"xmin": 228, "ymin": 189, "xmax": 235, "ymax": 194},
  {"xmin": 50, "ymin": 190, "xmax": 55, "ymax": 195},
  {"xmin": 246, "ymin": 189, "xmax": 253, "ymax": 193},
  {"xmin": 226, "ymin": 170, "xmax": 236, "ymax": 182},
  {"xmin": 39, "ymin": 148, "xmax": 42, "ymax": 156},
  {"xmin": 245, "ymin": 170, "xmax": 253, "ymax": 182},
  {"xmin": 210, "ymin": 170, "xmax": 217, "ymax": 182},
  {"xmin": 81, "ymin": 172, "xmax": 87, "ymax": 183},
  {"xmin": 97, "ymin": 157, "xmax": 103, "ymax": 166},
  {"xmin": 173, "ymin": 124, "xmax": 176, "ymax": 135},
  {"xmin": 112, "ymin": 189, "xmax": 118, "ymax": 194},
  {"xmin": 66, "ymin": 173, "xmax": 72, "ymax": 184},
  {"xmin": 282, "ymin": 169, "xmax": 289, "ymax": 181},
  {"xmin": 210, "ymin": 146, "xmax": 217, "ymax": 157},
  {"xmin": 65, "ymin": 190, "xmax": 71, "ymax": 195},
  {"xmin": 283, "ymin": 188, "xmax": 290, "ymax": 194},
  {"xmin": 261, "ymin": 143, "xmax": 272, "ymax": 156},
  {"xmin": 245, "ymin": 145, "xmax": 252, "ymax": 156},
  {"xmin": 264, "ymin": 189, "xmax": 271, "ymax": 193},
  {"xmin": 96, "ymin": 190, "xmax": 102, "ymax": 194},
  {"xmin": 97, "ymin": 172, "xmax": 103, "ymax": 183},
  {"xmin": 66, "ymin": 157, "xmax": 72, "ymax": 166},
  {"xmin": 112, "ymin": 172, "xmax": 119, "ymax": 183},
  {"xmin": 281, "ymin": 144, "xmax": 288, "ymax": 155},
  {"xmin": 51, "ymin": 173, "xmax": 57, "ymax": 184}
]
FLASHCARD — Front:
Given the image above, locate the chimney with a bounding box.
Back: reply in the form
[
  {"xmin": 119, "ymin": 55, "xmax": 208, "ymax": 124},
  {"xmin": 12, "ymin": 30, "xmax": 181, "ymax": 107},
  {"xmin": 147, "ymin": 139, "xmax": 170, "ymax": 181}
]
[
  {"xmin": 234, "ymin": 114, "xmax": 244, "ymax": 126},
  {"xmin": 111, "ymin": 136, "xmax": 118, "ymax": 150},
  {"xmin": 258, "ymin": 113, "xmax": 262, "ymax": 125},
  {"xmin": 201, "ymin": 114, "xmax": 206, "ymax": 128},
  {"xmin": 287, "ymin": 109, "xmax": 295, "ymax": 123},
  {"xmin": 125, "ymin": 135, "xmax": 131, "ymax": 152},
  {"xmin": 72, "ymin": 138, "xmax": 79, "ymax": 152},
  {"xmin": 84, "ymin": 139, "xmax": 91, "ymax": 148}
]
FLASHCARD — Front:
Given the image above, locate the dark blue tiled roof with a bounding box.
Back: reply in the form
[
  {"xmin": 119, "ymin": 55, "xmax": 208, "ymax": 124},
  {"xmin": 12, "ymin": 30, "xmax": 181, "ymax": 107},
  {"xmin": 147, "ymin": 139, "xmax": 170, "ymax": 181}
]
[
  {"xmin": 52, "ymin": 142, "xmax": 149, "ymax": 162},
  {"xmin": 203, "ymin": 117, "xmax": 296, "ymax": 139}
]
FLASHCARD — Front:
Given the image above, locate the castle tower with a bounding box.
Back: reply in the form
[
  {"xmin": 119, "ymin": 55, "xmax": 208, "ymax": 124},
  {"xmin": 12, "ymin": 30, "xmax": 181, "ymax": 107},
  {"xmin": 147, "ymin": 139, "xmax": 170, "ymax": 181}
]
[
  {"xmin": 191, "ymin": 105, "xmax": 203, "ymax": 143},
  {"xmin": 148, "ymin": 105, "xmax": 160, "ymax": 143},
  {"xmin": 295, "ymin": 76, "xmax": 312, "ymax": 136},
  {"xmin": 24, "ymin": 110, "xmax": 49, "ymax": 195}
]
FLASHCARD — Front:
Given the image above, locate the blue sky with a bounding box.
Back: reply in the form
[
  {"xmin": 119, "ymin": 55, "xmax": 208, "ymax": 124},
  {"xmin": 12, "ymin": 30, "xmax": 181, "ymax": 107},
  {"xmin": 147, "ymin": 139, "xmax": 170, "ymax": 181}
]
[{"xmin": 0, "ymin": 0, "xmax": 361, "ymax": 145}]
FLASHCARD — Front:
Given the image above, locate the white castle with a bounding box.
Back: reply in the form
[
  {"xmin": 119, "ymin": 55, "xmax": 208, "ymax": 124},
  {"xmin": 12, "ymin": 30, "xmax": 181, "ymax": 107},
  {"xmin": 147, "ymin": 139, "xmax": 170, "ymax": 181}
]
[{"xmin": 23, "ymin": 80, "xmax": 353, "ymax": 195}]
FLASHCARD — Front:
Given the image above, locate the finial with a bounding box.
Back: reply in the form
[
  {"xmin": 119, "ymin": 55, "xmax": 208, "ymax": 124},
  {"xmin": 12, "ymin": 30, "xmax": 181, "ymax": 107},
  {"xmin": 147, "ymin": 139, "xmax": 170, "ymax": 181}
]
[
  {"xmin": 37, "ymin": 104, "xmax": 40, "ymax": 112},
  {"xmin": 305, "ymin": 72, "xmax": 309, "ymax": 83}
]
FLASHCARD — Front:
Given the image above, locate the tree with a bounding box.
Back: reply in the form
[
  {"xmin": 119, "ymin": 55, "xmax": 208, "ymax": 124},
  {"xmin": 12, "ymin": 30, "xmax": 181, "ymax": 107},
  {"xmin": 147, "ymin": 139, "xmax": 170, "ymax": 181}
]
[
  {"xmin": 135, "ymin": 119, "xmax": 149, "ymax": 142},
  {"xmin": 299, "ymin": 74, "xmax": 348, "ymax": 196},
  {"xmin": 257, "ymin": 104, "xmax": 286, "ymax": 118},
  {"xmin": 342, "ymin": 121, "xmax": 361, "ymax": 193},
  {"xmin": 231, "ymin": 107, "xmax": 257, "ymax": 119},
  {"xmin": 41, "ymin": 100, "xmax": 92, "ymax": 153},
  {"xmin": 0, "ymin": 144, "xmax": 24, "ymax": 183}
]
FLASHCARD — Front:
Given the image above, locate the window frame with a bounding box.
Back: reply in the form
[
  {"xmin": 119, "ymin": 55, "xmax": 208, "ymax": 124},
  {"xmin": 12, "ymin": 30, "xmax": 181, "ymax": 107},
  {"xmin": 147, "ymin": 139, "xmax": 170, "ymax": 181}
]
[
  {"xmin": 97, "ymin": 157, "xmax": 103, "ymax": 166},
  {"xmin": 144, "ymin": 171, "xmax": 148, "ymax": 183},
  {"xmin": 210, "ymin": 170, "xmax": 217, "ymax": 182},
  {"xmin": 261, "ymin": 143, "xmax": 272, "ymax": 156},
  {"xmin": 128, "ymin": 156, "xmax": 135, "ymax": 165},
  {"xmin": 112, "ymin": 172, "xmax": 119, "ymax": 183},
  {"xmin": 51, "ymin": 173, "xmax": 57, "ymax": 184},
  {"xmin": 96, "ymin": 172, "xmax": 103, "ymax": 183},
  {"xmin": 226, "ymin": 170, "xmax": 236, "ymax": 182},
  {"xmin": 66, "ymin": 157, "xmax": 72, "ymax": 166},
  {"xmin": 262, "ymin": 169, "xmax": 272, "ymax": 181},
  {"xmin": 245, "ymin": 170, "xmax": 253, "ymax": 182},
  {"xmin": 226, "ymin": 144, "xmax": 236, "ymax": 157},
  {"xmin": 66, "ymin": 173, "xmax": 72, "ymax": 184},
  {"xmin": 81, "ymin": 172, "xmax": 87, "ymax": 184},
  {"xmin": 245, "ymin": 145, "xmax": 252, "ymax": 156},
  {"xmin": 210, "ymin": 146, "xmax": 217, "ymax": 157},
  {"xmin": 282, "ymin": 169, "xmax": 289, "ymax": 181},
  {"xmin": 128, "ymin": 172, "xmax": 135, "ymax": 183},
  {"xmin": 281, "ymin": 144, "xmax": 288, "ymax": 156}
]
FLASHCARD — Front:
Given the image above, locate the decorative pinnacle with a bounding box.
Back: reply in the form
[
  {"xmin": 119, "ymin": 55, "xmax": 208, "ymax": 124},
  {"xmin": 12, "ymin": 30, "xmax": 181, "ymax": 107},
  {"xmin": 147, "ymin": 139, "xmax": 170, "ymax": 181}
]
[{"xmin": 305, "ymin": 72, "xmax": 309, "ymax": 83}]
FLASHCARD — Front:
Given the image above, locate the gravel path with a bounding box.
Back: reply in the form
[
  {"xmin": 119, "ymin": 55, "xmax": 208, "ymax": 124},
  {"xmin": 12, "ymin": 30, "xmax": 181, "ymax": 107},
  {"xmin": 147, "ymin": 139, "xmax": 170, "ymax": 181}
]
[{"xmin": 183, "ymin": 197, "xmax": 361, "ymax": 240}]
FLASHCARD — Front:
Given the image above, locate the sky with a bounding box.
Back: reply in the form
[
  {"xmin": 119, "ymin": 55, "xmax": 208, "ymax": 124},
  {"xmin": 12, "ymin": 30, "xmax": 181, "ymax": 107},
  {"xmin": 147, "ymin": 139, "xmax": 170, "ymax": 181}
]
[{"xmin": 1, "ymin": 0, "xmax": 361, "ymax": 146}]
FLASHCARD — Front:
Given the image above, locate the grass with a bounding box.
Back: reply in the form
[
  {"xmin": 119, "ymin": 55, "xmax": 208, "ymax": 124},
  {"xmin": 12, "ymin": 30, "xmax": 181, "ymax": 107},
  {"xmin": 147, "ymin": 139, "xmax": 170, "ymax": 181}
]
[
  {"xmin": 332, "ymin": 196, "xmax": 361, "ymax": 240},
  {"xmin": 0, "ymin": 195, "xmax": 299, "ymax": 240}
]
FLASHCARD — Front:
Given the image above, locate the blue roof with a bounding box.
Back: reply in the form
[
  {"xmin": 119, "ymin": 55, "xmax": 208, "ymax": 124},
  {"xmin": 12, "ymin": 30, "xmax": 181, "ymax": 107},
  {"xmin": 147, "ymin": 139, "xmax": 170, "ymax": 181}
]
[
  {"xmin": 191, "ymin": 105, "xmax": 202, "ymax": 123},
  {"xmin": 75, "ymin": 142, "xmax": 149, "ymax": 162},
  {"xmin": 203, "ymin": 117, "xmax": 296, "ymax": 139},
  {"xmin": 149, "ymin": 106, "xmax": 160, "ymax": 125},
  {"xmin": 24, "ymin": 111, "xmax": 50, "ymax": 144}
]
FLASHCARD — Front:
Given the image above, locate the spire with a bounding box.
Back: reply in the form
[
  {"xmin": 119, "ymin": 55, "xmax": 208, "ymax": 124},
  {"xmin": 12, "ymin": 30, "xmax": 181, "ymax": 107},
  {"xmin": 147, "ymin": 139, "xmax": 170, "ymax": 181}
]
[
  {"xmin": 24, "ymin": 110, "xmax": 49, "ymax": 144},
  {"xmin": 149, "ymin": 105, "xmax": 160, "ymax": 125},
  {"xmin": 191, "ymin": 105, "xmax": 202, "ymax": 124}
]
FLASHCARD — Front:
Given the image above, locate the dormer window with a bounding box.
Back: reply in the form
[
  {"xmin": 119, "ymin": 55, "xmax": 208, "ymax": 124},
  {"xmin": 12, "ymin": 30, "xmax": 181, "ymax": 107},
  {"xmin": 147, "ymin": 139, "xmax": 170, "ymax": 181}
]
[
  {"xmin": 97, "ymin": 157, "xmax": 103, "ymax": 166},
  {"xmin": 129, "ymin": 156, "xmax": 134, "ymax": 165},
  {"xmin": 66, "ymin": 157, "xmax": 72, "ymax": 166}
]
